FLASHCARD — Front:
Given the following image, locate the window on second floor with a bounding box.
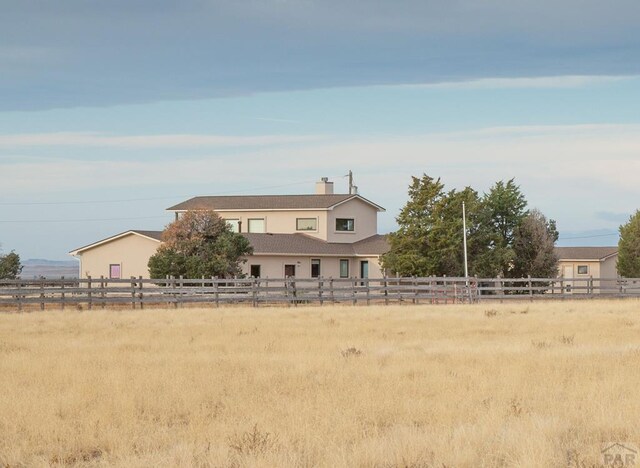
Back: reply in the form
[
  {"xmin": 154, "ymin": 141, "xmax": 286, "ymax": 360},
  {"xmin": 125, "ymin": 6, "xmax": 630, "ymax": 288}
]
[
  {"xmin": 226, "ymin": 219, "xmax": 240, "ymax": 233},
  {"xmin": 248, "ymin": 218, "xmax": 265, "ymax": 233},
  {"xmin": 296, "ymin": 218, "xmax": 317, "ymax": 231},
  {"xmin": 336, "ymin": 218, "xmax": 355, "ymax": 232},
  {"xmin": 577, "ymin": 265, "xmax": 589, "ymax": 275}
]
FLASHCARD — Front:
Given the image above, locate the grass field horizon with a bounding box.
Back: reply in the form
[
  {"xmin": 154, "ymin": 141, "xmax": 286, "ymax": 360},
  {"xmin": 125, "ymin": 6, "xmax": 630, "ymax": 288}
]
[{"xmin": 2, "ymin": 300, "xmax": 640, "ymax": 467}]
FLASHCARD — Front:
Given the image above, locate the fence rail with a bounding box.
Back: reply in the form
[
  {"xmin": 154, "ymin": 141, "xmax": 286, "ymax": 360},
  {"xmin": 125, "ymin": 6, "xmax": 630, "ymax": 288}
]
[{"xmin": 1, "ymin": 275, "xmax": 640, "ymax": 310}]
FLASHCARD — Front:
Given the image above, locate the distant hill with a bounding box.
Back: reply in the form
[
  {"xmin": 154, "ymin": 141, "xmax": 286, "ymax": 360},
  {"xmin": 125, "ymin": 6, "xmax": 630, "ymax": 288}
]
[{"xmin": 20, "ymin": 259, "xmax": 79, "ymax": 279}]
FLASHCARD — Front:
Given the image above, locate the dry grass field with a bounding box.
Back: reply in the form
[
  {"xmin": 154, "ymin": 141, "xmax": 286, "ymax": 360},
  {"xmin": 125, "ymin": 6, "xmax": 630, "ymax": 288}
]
[{"xmin": 1, "ymin": 300, "xmax": 640, "ymax": 467}]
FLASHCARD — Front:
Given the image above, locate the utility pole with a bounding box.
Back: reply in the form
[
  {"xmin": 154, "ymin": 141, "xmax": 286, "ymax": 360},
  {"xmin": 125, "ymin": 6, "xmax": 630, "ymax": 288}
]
[
  {"xmin": 347, "ymin": 170, "xmax": 357, "ymax": 195},
  {"xmin": 463, "ymin": 201, "xmax": 469, "ymax": 279}
]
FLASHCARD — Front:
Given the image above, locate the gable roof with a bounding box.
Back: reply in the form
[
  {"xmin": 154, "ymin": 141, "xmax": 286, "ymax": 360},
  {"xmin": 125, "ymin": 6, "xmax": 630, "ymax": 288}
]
[
  {"xmin": 167, "ymin": 194, "xmax": 385, "ymax": 212},
  {"xmin": 69, "ymin": 230, "xmax": 162, "ymax": 255},
  {"xmin": 244, "ymin": 233, "xmax": 390, "ymax": 257},
  {"xmin": 555, "ymin": 246, "xmax": 618, "ymax": 261}
]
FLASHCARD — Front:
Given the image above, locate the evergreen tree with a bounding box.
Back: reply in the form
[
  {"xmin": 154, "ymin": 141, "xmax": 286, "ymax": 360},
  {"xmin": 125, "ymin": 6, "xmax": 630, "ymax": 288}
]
[{"xmin": 617, "ymin": 210, "xmax": 640, "ymax": 278}]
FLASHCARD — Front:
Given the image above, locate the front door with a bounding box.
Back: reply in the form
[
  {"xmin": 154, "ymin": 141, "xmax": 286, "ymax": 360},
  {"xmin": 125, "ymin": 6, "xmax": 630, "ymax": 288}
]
[
  {"xmin": 360, "ymin": 261, "xmax": 369, "ymax": 280},
  {"xmin": 284, "ymin": 264, "xmax": 296, "ymax": 278}
]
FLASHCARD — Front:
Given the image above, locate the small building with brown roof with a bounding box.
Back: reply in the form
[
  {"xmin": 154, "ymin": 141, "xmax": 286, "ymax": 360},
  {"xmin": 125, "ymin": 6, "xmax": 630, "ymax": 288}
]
[{"xmin": 555, "ymin": 246, "xmax": 618, "ymax": 293}]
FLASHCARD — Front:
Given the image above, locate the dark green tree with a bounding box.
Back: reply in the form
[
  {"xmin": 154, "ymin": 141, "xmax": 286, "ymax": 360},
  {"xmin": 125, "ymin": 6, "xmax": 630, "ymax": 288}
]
[
  {"xmin": 617, "ymin": 210, "xmax": 640, "ymax": 278},
  {"xmin": 148, "ymin": 210, "xmax": 253, "ymax": 279},
  {"xmin": 381, "ymin": 175, "xmax": 485, "ymax": 277},
  {"xmin": 0, "ymin": 249, "xmax": 22, "ymax": 279},
  {"xmin": 511, "ymin": 209, "xmax": 559, "ymax": 278},
  {"xmin": 473, "ymin": 179, "xmax": 529, "ymax": 277}
]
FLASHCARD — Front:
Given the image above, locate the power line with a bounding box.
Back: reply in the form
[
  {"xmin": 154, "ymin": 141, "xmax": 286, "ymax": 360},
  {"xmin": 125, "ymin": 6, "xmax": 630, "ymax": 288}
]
[
  {"xmin": 0, "ymin": 216, "xmax": 168, "ymax": 224},
  {"xmin": 0, "ymin": 176, "xmax": 347, "ymax": 207},
  {"xmin": 559, "ymin": 232, "xmax": 618, "ymax": 240}
]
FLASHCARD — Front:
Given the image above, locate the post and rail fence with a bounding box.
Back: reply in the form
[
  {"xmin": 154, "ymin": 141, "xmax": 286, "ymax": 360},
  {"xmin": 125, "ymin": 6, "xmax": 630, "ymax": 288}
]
[{"xmin": 1, "ymin": 275, "xmax": 639, "ymax": 310}]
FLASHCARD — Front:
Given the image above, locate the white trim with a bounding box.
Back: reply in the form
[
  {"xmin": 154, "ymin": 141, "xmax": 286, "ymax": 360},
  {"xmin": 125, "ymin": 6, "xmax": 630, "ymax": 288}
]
[{"xmin": 69, "ymin": 230, "xmax": 161, "ymax": 255}]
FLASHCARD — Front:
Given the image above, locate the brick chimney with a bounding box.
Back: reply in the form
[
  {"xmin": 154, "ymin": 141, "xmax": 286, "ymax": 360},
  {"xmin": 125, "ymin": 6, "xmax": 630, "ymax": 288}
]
[{"xmin": 315, "ymin": 177, "xmax": 334, "ymax": 195}]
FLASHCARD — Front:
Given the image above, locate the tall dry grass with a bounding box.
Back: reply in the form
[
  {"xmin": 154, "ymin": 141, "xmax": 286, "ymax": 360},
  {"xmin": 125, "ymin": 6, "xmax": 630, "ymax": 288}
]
[{"xmin": 1, "ymin": 300, "xmax": 640, "ymax": 467}]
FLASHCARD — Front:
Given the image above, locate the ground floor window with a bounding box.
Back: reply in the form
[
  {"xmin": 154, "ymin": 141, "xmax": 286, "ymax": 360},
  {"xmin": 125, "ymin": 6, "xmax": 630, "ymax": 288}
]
[
  {"xmin": 340, "ymin": 259, "xmax": 349, "ymax": 278},
  {"xmin": 284, "ymin": 264, "xmax": 296, "ymax": 277},
  {"xmin": 109, "ymin": 264, "xmax": 121, "ymax": 279},
  {"xmin": 250, "ymin": 264, "xmax": 261, "ymax": 277},
  {"xmin": 577, "ymin": 265, "xmax": 589, "ymax": 275},
  {"xmin": 311, "ymin": 259, "xmax": 321, "ymax": 278}
]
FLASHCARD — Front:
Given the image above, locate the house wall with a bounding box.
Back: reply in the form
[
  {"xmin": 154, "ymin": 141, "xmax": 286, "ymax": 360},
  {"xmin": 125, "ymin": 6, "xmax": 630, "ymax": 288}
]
[
  {"xmin": 76, "ymin": 235, "xmax": 160, "ymax": 279},
  {"xmin": 558, "ymin": 255, "xmax": 619, "ymax": 293},
  {"xmin": 217, "ymin": 209, "xmax": 329, "ymax": 240},
  {"xmin": 327, "ymin": 198, "xmax": 378, "ymax": 243},
  {"xmin": 243, "ymin": 255, "xmax": 384, "ymax": 279}
]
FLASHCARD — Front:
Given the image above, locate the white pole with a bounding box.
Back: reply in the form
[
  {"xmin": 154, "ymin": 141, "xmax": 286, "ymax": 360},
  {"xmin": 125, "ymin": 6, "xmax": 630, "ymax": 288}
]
[{"xmin": 463, "ymin": 201, "xmax": 469, "ymax": 279}]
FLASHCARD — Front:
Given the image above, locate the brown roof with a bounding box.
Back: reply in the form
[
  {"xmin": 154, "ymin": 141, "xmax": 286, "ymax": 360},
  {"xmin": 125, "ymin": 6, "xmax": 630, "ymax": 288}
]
[
  {"xmin": 243, "ymin": 233, "xmax": 389, "ymax": 257},
  {"xmin": 555, "ymin": 246, "xmax": 618, "ymax": 261},
  {"xmin": 352, "ymin": 234, "xmax": 391, "ymax": 255},
  {"xmin": 131, "ymin": 230, "xmax": 163, "ymax": 241},
  {"xmin": 167, "ymin": 194, "xmax": 384, "ymax": 211}
]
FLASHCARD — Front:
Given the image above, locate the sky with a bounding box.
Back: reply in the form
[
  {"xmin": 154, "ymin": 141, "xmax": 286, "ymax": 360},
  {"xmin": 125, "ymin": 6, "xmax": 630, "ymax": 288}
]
[{"xmin": 1, "ymin": 1, "xmax": 639, "ymax": 260}]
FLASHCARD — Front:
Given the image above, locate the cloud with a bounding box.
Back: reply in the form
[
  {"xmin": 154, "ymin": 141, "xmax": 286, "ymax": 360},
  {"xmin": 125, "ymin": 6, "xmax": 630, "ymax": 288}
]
[
  {"xmin": 2, "ymin": 1, "xmax": 639, "ymax": 110},
  {"xmin": 595, "ymin": 211, "xmax": 632, "ymax": 223},
  {"xmin": 401, "ymin": 75, "xmax": 638, "ymax": 90},
  {"xmin": 0, "ymin": 132, "xmax": 324, "ymax": 148}
]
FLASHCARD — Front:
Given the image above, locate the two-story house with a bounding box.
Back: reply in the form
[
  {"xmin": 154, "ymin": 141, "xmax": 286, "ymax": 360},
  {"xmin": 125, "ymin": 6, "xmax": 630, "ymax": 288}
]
[{"xmin": 69, "ymin": 178, "xmax": 390, "ymax": 279}]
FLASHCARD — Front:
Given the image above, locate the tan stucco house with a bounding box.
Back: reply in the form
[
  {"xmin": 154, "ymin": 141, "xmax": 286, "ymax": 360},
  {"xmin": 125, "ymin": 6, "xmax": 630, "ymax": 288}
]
[
  {"xmin": 70, "ymin": 178, "xmax": 390, "ymax": 280},
  {"xmin": 555, "ymin": 246, "xmax": 618, "ymax": 293}
]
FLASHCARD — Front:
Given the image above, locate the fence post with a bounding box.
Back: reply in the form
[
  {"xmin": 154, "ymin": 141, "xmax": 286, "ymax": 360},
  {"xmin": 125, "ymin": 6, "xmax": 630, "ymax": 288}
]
[
  {"xmin": 179, "ymin": 275, "xmax": 184, "ymax": 308},
  {"xmin": 87, "ymin": 276, "xmax": 93, "ymax": 310},
  {"xmin": 351, "ymin": 278, "xmax": 356, "ymax": 305},
  {"xmin": 329, "ymin": 277, "xmax": 335, "ymax": 303},
  {"xmin": 100, "ymin": 275, "xmax": 106, "ymax": 309},
  {"xmin": 16, "ymin": 281, "xmax": 22, "ymax": 311},
  {"xmin": 383, "ymin": 275, "xmax": 389, "ymax": 306},
  {"xmin": 528, "ymin": 275, "xmax": 533, "ymax": 301},
  {"xmin": 318, "ymin": 276, "xmax": 324, "ymax": 306},
  {"xmin": 40, "ymin": 280, "xmax": 45, "ymax": 311},
  {"xmin": 252, "ymin": 277, "xmax": 258, "ymax": 308},
  {"xmin": 413, "ymin": 276, "xmax": 418, "ymax": 304},
  {"xmin": 292, "ymin": 278, "xmax": 298, "ymax": 307},
  {"xmin": 131, "ymin": 277, "xmax": 136, "ymax": 309},
  {"xmin": 139, "ymin": 276, "xmax": 144, "ymax": 309},
  {"xmin": 365, "ymin": 278, "xmax": 371, "ymax": 305},
  {"xmin": 61, "ymin": 277, "xmax": 65, "ymax": 310},
  {"xmin": 497, "ymin": 275, "xmax": 503, "ymax": 304},
  {"xmin": 212, "ymin": 277, "xmax": 219, "ymax": 308}
]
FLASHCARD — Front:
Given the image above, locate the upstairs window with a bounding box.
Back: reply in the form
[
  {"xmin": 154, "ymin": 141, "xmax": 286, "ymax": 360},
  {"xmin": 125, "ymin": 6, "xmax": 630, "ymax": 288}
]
[
  {"xmin": 226, "ymin": 219, "xmax": 240, "ymax": 233},
  {"xmin": 248, "ymin": 218, "xmax": 265, "ymax": 233},
  {"xmin": 296, "ymin": 218, "xmax": 317, "ymax": 231},
  {"xmin": 577, "ymin": 265, "xmax": 589, "ymax": 275},
  {"xmin": 336, "ymin": 218, "xmax": 355, "ymax": 232}
]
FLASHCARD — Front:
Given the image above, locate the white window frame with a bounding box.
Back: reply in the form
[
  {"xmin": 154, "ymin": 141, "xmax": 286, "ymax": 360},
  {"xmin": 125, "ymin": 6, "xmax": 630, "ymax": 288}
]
[
  {"xmin": 248, "ymin": 218, "xmax": 266, "ymax": 233},
  {"xmin": 335, "ymin": 218, "xmax": 355, "ymax": 232},
  {"xmin": 226, "ymin": 218, "xmax": 240, "ymax": 233},
  {"xmin": 296, "ymin": 217, "xmax": 318, "ymax": 232}
]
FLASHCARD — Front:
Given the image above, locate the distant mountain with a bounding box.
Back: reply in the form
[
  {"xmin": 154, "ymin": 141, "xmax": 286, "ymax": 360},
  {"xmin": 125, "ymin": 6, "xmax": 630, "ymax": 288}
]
[{"xmin": 20, "ymin": 259, "xmax": 78, "ymax": 279}]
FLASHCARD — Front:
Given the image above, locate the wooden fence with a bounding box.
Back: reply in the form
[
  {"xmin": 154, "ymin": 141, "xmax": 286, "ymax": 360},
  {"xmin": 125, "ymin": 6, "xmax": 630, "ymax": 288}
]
[{"xmin": 1, "ymin": 275, "xmax": 640, "ymax": 310}]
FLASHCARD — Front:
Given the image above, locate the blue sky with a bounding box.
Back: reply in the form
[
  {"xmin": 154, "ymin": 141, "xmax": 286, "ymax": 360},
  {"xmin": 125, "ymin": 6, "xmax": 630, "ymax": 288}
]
[{"xmin": 1, "ymin": 1, "xmax": 639, "ymax": 260}]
